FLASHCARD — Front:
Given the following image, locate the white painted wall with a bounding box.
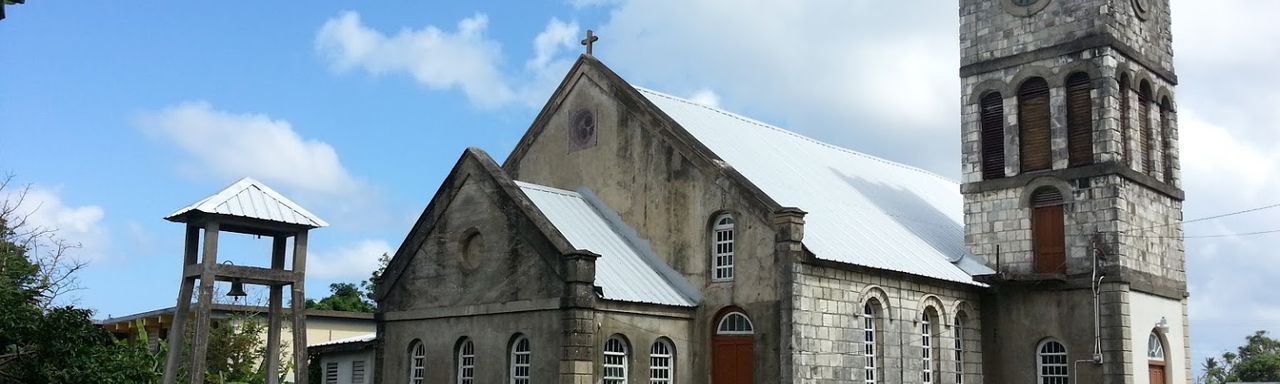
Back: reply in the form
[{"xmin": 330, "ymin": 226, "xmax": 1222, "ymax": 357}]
[
  {"xmin": 318, "ymin": 349, "xmax": 376, "ymax": 384},
  {"xmin": 1129, "ymin": 291, "xmax": 1187, "ymax": 384}
]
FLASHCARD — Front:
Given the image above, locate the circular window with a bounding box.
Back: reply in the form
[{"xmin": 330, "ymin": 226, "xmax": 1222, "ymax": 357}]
[
  {"xmin": 568, "ymin": 108, "xmax": 597, "ymax": 150},
  {"xmin": 1131, "ymin": 0, "xmax": 1150, "ymax": 20},
  {"xmin": 1001, "ymin": 0, "xmax": 1051, "ymax": 17},
  {"xmin": 459, "ymin": 231, "xmax": 483, "ymax": 270}
]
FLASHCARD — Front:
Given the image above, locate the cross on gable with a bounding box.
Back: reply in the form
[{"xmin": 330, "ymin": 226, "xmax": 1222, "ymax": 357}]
[{"xmin": 580, "ymin": 29, "xmax": 599, "ymax": 56}]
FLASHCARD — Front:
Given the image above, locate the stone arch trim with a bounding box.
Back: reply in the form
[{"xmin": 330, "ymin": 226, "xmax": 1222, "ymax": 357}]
[
  {"xmin": 1156, "ymin": 89, "xmax": 1176, "ymax": 112},
  {"xmin": 858, "ymin": 285, "xmax": 893, "ymax": 321},
  {"xmin": 1133, "ymin": 70, "xmax": 1158, "ymax": 98},
  {"xmin": 1056, "ymin": 61, "xmax": 1104, "ymax": 87},
  {"xmin": 1010, "ymin": 65, "xmax": 1061, "ymax": 89},
  {"xmin": 967, "ymin": 79, "xmax": 1010, "ymax": 105},
  {"xmin": 915, "ymin": 294, "xmax": 950, "ymax": 327},
  {"xmin": 1114, "ymin": 63, "xmax": 1135, "ymax": 89},
  {"xmin": 1020, "ymin": 176, "xmax": 1074, "ymax": 208},
  {"xmin": 949, "ymin": 300, "xmax": 978, "ymax": 323}
]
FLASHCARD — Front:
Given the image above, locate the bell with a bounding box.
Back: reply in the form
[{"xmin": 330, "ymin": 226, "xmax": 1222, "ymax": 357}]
[{"xmin": 226, "ymin": 279, "xmax": 248, "ymax": 299}]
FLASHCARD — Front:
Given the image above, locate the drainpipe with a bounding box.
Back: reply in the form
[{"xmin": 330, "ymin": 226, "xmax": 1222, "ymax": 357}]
[{"xmin": 1073, "ymin": 237, "xmax": 1106, "ymax": 382}]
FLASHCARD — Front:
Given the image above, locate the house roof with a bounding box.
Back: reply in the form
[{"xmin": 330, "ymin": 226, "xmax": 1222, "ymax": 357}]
[
  {"xmin": 166, "ymin": 177, "xmax": 328, "ymax": 228},
  {"xmin": 516, "ymin": 181, "xmax": 699, "ymax": 307},
  {"xmin": 311, "ymin": 332, "xmax": 376, "ymax": 348},
  {"xmin": 636, "ymin": 87, "xmax": 993, "ymax": 285}
]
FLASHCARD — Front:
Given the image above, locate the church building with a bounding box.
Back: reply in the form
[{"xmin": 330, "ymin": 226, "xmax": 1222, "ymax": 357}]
[{"xmin": 369, "ymin": 0, "xmax": 1190, "ymax": 383}]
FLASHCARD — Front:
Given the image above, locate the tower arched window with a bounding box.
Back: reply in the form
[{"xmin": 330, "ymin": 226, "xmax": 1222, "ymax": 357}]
[
  {"xmin": 408, "ymin": 340, "xmax": 426, "ymax": 384},
  {"xmin": 1120, "ymin": 74, "xmax": 1133, "ymax": 166},
  {"xmin": 980, "ymin": 91, "xmax": 1006, "ymax": 180},
  {"xmin": 649, "ymin": 338, "xmax": 675, "ymax": 384},
  {"xmin": 1160, "ymin": 96, "xmax": 1175, "ymax": 184},
  {"xmin": 1018, "ymin": 77, "xmax": 1052, "ymax": 172},
  {"xmin": 603, "ymin": 335, "xmax": 630, "ymax": 384},
  {"xmin": 1149, "ymin": 331, "xmax": 1168, "ymax": 384},
  {"xmin": 1037, "ymin": 340, "xmax": 1068, "ymax": 384},
  {"xmin": 509, "ymin": 335, "xmax": 531, "ymax": 384},
  {"xmin": 1065, "ymin": 73, "xmax": 1094, "ymax": 166},
  {"xmin": 1031, "ymin": 187, "xmax": 1066, "ymax": 274},
  {"xmin": 862, "ymin": 300, "xmax": 883, "ymax": 384},
  {"xmin": 920, "ymin": 308, "xmax": 939, "ymax": 384},
  {"xmin": 711, "ymin": 214, "xmax": 735, "ymax": 281},
  {"xmin": 1139, "ymin": 80, "xmax": 1154, "ymax": 174},
  {"xmin": 456, "ymin": 338, "xmax": 475, "ymax": 384}
]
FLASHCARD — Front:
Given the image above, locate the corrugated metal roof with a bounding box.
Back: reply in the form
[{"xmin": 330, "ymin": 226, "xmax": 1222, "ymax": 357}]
[
  {"xmin": 311, "ymin": 332, "xmax": 376, "ymax": 347},
  {"xmin": 516, "ymin": 181, "xmax": 698, "ymax": 307},
  {"xmin": 166, "ymin": 177, "xmax": 328, "ymax": 228},
  {"xmin": 638, "ymin": 88, "xmax": 992, "ymax": 285}
]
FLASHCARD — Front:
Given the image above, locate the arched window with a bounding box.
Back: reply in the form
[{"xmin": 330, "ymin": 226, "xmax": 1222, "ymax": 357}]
[
  {"xmin": 920, "ymin": 309, "xmax": 939, "ymax": 384},
  {"xmin": 717, "ymin": 312, "xmax": 754, "ymax": 335},
  {"xmin": 509, "ymin": 335, "xmax": 531, "ymax": 384},
  {"xmin": 649, "ymin": 338, "xmax": 675, "ymax": 384},
  {"xmin": 1160, "ymin": 96, "xmax": 1175, "ymax": 184},
  {"xmin": 1148, "ymin": 331, "xmax": 1168, "ymax": 384},
  {"xmin": 603, "ymin": 336, "xmax": 630, "ymax": 384},
  {"xmin": 456, "ymin": 338, "xmax": 475, "ymax": 384},
  {"xmin": 1065, "ymin": 73, "xmax": 1094, "ymax": 166},
  {"xmin": 1120, "ymin": 74, "xmax": 1133, "ymax": 166},
  {"xmin": 954, "ymin": 313, "xmax": 966, "ymax": 384},
  {"xmin": 1037, "ymin": 340, "xmax": 1068, "ymax": 384},
  {"xmin": 1139, "ymin": 80, "xmax": 1154, "ymax": 174},
  {"xmin": 862, "ymin": 300, "xmax": 881, "ymax": 384},
  {"xmin": 1031, "ymin": 187, "xmax": 1066, "ymax": 274},
  {"xmin": 1148, "ymin": 332, "xmax": 1165, "ymax": 361},
  {"xmin": 1019, "ymin": 77, "xmax": 1052, "ymax": 172},
  {"xmin": 980, "ymin": 91, "xmax": 1006, "ymax": 180},
  {"xmin": 711, "ymin": 214, "xmax": 735, "ymax": 281},
  {"xmin": 408, "ymin": 340, "xmax": 426, "ymax": 384}
]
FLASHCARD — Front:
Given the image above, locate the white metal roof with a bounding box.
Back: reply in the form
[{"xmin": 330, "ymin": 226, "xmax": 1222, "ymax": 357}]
[
  {"xmin": 517, "ymin": 181, "xmax": 699, "ymax": 307},
  {"xmin": 310, "ymin": 332, "xmax": 376, "ymax": 347},
  {"xmin": 638, "ymin": 88, "xmax": 992, "ymax": 285},
  {"xmin": 166, "ymin": 177, "xmax": 328, "ymax": 228}
]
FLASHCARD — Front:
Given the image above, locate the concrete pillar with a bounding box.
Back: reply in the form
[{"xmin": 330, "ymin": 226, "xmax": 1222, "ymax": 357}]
[
  {"xmin": 559, "ymin": 250, "xmax": 598, "ymax": 384},
  {"xmin": 773, "ymin": 207, "xmax": 806, "ymax": 384}
]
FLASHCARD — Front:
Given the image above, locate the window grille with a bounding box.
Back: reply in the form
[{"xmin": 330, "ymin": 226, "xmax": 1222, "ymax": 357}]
[
  {"xmin": 511, "ymin": 335, "xmax": 531, "ymax": 384},
  {"xmin": 1038, "ymin": 340, "xmax": 1069, "ymax": 384},
  {"xmin": 712, "ymin": 215, "xmax": 735, "ymax": 281},
  {"xmin": 649, "ymin": 339, "xmax": 674, "ymax": 384}
]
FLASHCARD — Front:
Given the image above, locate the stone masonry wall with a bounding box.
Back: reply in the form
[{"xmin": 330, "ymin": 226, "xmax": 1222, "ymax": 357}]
[{"xmin": 790, "ymin": 262, "xmax": 983, "ymax": 384}]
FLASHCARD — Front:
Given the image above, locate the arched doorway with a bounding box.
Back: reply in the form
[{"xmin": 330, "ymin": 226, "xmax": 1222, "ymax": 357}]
[
  {"xmin": 712, "ymin": 310, "xmax": 754, "ymax": 383},
  {"xmin": 1148, "ymin": 331, "xmax": 1167, "ymax": 384}
]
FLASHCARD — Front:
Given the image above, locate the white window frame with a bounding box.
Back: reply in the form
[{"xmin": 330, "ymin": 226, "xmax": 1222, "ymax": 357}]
[
  {"xmin": 409, "ymin": 340, "xmax": 426, "ymax": 384},
  {"xmin": 921, "ymin": 311, "xmax": 934, "ymax": 384},
  {"xmin": 603, "ymin": 336, "xmax": 629, "ymax": 384},
  {"xmin": 649, "ymin": 338, "xmax": 674, "ymax": 384},
  {"xmin": 716, "ymin": 312, "xmax": 754, "ymax": 335},
  {"xmin": 457, "ymin": 338, "xmax": 475, "ymax": 384},
  {"xmin": 863, "ymin": 302, "xmax": 878, "ymax": 384},
  {"xmin": 711, "ymin": 214, "xmax": 735, "ymax": 281},
  {"xmin": 954, "ymin": 316, "xmax": 964, "ymax": 384},
  {"xmin": 1037, "ymin": 340, "xmax": 1069, "ymax": 384},
  {"xmin": 510, "ymin": 335, "xmax": 531, "ymax": 384}
]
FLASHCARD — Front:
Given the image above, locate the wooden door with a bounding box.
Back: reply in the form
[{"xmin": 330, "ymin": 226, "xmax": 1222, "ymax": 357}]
[
  {"xmin": 1033, "ymin": 205, "xmax": 1065, "ymax": 274},
  {"xmin": 1148, "ymin": 362, "xmax": 1166, "ymax": 384},
  {"xmin": 712, "ymin": 336, "xmax": 753, "ymax": 384}
]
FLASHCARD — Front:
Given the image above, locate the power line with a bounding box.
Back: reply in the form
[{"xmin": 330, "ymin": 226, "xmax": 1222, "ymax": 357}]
[{"xmin": 1136, "ymin": 202, "xmax": 1280, "ymax": 231}]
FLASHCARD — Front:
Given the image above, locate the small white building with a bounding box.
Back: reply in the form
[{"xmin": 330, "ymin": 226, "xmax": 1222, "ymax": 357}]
[{"xmin": 311, "ymin": 333, "xmax": 376, "ymax": 384}]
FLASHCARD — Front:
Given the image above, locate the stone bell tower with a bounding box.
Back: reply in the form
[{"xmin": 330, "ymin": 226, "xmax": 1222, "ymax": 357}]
[{"xmin": 956, "ymin": 0, "xmax": 1189, "ymax": 383}]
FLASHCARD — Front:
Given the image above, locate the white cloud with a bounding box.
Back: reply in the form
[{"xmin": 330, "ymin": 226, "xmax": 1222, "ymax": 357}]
[
  {"xmin": 136, "ymin": 101, "xmax": 363, "ymax": 198},
  {"xmin": 567, "ymin": 0, "xmax": 617, "ymax": 8},
  {"xmin": 4, "ymin": 186, "xmax": 109, "ymax": 262},
  {"xmin": 687, "ymin": 88, "xmax": 720, "ymax": 108},
  {"xmin": 315, "ymin": 11, "xmax": 581, "ymax": 109},
  {"xmin": 307, "ymin": 239, "xmax": 394, "ymax": 280}
]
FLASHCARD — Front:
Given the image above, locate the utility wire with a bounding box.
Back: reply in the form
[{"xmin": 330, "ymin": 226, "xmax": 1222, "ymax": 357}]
[{"xmin": 1134, "ymin": 202, "xmax": 1280, "ymax": 231}]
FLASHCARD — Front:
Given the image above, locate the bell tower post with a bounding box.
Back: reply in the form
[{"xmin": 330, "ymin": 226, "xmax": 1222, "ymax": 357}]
[{"xmin": 957, "ymin": 0, "xmax": 1189, "ymax": 383}]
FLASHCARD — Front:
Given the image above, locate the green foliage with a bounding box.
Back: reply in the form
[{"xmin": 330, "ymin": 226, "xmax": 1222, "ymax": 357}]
[
  {"xmin": 1200, "ymin": 330, "xmax": 1280, "ymax": 384},
  {"xmin": 306, "ymin": 282, "xmax": 374, "ymax": 313}
]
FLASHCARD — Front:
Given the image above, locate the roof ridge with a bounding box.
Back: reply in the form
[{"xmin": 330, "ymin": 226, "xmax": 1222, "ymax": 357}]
[{"xmin": 633, "ymin": 87, "xmax": 959, "ymax": 185}]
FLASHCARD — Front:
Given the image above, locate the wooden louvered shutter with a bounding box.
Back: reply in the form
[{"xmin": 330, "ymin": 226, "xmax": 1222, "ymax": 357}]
[
  {"xmin": 1065, "ymin": 74, "xmax": 1093, "ymax": 167},
  {"xmin": 1019, "ymin": 78, "xmax": 1052, "ymax": 172},
  {"xmin": 1030, "ymin": 188, "xmax": 1065, "ymax": 274},
  {"xmin": 1140, "ymin": 92, "xmax": 1153, "ymax": 174},
  {"xmin": 1160, "ymin": 104, "xmax": 1174, "ymax": 183},
  {"xmin": 1121, "ymin": 83, "xmax": 1132, "ymax": 166},
  {"xmin": 980, "ymin": 93, "xmax": 1006, "ymax": 180}
]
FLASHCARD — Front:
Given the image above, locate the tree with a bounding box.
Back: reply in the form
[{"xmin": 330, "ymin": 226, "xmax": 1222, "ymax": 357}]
[
  {"xmin": 1199, "ymin": 330, "xmax": 1280, "ymax": 384},
  {"xmin": 361, "ymin": 252, "xmax": 391, "ymax": 303},
  {"xmin": 306, "ymin": 282, "xmax": 374, "ymax": 313},
  {"xmin": 0, "ymin": 175, "xmax": 157, "ymax": 383}
]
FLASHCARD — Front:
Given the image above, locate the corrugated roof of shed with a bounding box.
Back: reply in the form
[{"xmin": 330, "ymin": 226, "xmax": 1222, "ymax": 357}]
[
  {"xmin": 166, "ymin": 177, "xmax": 328, "ymax": 228},
  {"xmin": 637, "ymin": 87, "xmax": 991, "ymax": 285},
  {"xmin": 516, "ymin": 181, "xmax": 698, "ymax": 307}
]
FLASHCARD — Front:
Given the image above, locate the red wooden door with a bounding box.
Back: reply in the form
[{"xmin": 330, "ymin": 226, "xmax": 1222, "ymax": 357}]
[
  {"xmin": 1148, "ymin": 362, "xmax": 1166, "ymax": 384},
  {"xmin": 1033, "ymin": 205, "xmax": 1066, "ymax": 274},
  {"xmin": 712, "ymin": 336, "xmax": 753, "ymax": 384}
]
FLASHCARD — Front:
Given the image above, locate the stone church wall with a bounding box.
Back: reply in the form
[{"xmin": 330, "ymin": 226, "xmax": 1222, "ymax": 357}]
[
  {"xmin": 378, "ymin": 309, "xmax": 564, "ymax": 383},
  {"xmin": 593, "ymin": 304, "xmax": 695, "ymax": 383},
  {"xmin": 789, "ymin": 262, "xmax": 983, "ymax": 384}
]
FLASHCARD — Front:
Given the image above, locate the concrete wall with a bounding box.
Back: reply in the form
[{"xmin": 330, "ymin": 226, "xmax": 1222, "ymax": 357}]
[
  {"xmin": 507, "ymin": 62, "xmax": 786, "ymax": 381},
  {"xmin": 380, "ymin": 310, "xmax": 563, "ymax": 384},
  {"xmin": 594, "ymin": 303, "xmax": 695, "ymax": 383},
  {"xmin": 790, "ymin": 262, "xmax": 984, "ymax": 384},
  {"xmin": 1128, "ymin": 291, "xmax": 1189, "ymax": 384},
  {"xmin": 318, "ymin": 349, "xmax": 375, "ymax": 384}
]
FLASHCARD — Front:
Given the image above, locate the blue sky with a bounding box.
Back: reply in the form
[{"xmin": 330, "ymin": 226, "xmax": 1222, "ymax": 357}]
[{"xmin": 2, "ymin": 0, "xmax": 1278, "ymax": 377}]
